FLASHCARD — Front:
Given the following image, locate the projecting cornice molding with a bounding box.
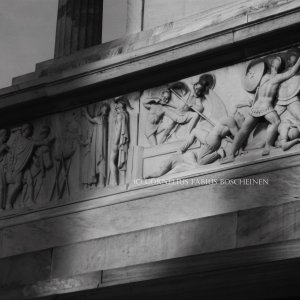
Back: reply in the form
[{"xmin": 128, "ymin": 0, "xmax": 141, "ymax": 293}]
[{"xmin": 0, "ymin": 0, "xmax": 299, "ymax": 124}]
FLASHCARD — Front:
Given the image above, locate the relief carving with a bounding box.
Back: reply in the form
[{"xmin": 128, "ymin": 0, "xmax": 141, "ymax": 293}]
[
  {"xmin": 0, "ymin": 129, "xmax": 10, "ymax": 211},
  {"xmin": 0, "ymin": 94, "xmax": 136, "ymax": 213},
  {"xmin": 109, "ymin": 96, "xmax": 133, "ymax": 186},
  {"xmin": 143, "ymin": 76, "xmax": 215, "ymax": 146},
  {"xmin": 79, "ymin": 103, "xmax": 110, "ymax": 188},
  {"xmin": 49, "ymin": 112, "xmax": 79, "ymax": 202},
  {"xmin": 143, "ymin": 89, "xmax": 174, "ymax": 146},
  {"xmin": 2, "ymin": 48, "xmax": 300, "ymax": 212},
  {"xmin": 221, "ymin": 52, "xmax": 300, "ymax": 163},
  {"xmin": 2, "ymin": 123, "xmax": 55, "ymax": 210},
  {"xmin": 145, "ymin": 112, "xmax": 244, "ymax": 178},
  {"xmin": 143, "ymin": 48, "xmax": 300, "ymax": 178}
]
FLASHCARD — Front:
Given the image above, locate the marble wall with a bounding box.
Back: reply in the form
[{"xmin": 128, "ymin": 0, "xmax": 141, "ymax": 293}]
[{"xmin": 1, "ymin": 47, "xmax": 300, "ymax": 215}]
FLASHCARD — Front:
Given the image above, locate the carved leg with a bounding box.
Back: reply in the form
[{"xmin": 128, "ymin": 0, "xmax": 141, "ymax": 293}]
[
  {"xmin": 180, "ymin": 129, "xmax": 208, "ymax": 154},
  {"xmin": 220, "ymin": 115, "xmax": 258, "ymax": 164},
  {"xmin": 199, "ymin": 152, "xmax": 220, "ymax": 165},
  {"xmin": 145, "ymin": 157, "xmax": 174, "ymax": 179},
  {"xmin": 287, "ymin": 101, "xmax": 300, "ymax": 131},
  {"xmin": 7, "ymin": 183, "xmax": 22, "ymax": 210},
  {"xmin": 263, "ymin": 112, "xmax": 280, "ymax": 156},
  {"xmin": 180, "ymin": 131, "xmax": 197, "ymax": 153},
  {"xmin": 159, "ymin": 121, "xmax": 176, "ymax": 144},
  {"xmin": 119, "ymin": 171, "xmax": 126, "ymax": 185},
  {"xmin": 147, "ymin": 134, "xmax": 157, "ymax": 146},
  {"xmin": 109, "ymin": 147, "xmax": 119, "ymax": 186},
  {"xmin": 26, "ymin": 172, "xmax": 35, "ymax": 206},
  {"xmin": 0, "ymin": 187, "xmax": 4, "ymax": 210},
  {"xmin": 281, "ymin": 138, "xmax": 300, "ymax": 151},
  {"xmin": 0, "ymin": 174, "xmax": 5, "ymax": 210},
  {"xmin": 186, "ymin": 113, "xmax": 201, "ymax": 133}
]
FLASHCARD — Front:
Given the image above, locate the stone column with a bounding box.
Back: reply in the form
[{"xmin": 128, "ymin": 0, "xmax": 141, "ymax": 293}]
[
  {"xmin": 54, "ymin": 0, "xmax": 103, "ymax": 58},
  {"xmin": 126, "ymin": 0, "xmax": 144, "ymax": 35}
]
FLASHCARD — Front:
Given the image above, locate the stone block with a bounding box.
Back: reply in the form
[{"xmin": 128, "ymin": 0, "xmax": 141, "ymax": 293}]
[
  {"xmin": 237, "ymin": 201, "xmax": 300, "ymax": 247},
  {"xmin": 0, "ymin": 250, "xmax": 51, "ymax": 289},
  {"xmin": 51, "ymin": 213, "xmax": 237, "ymax": 278},
  {"xmin": 143, "ymin": 0, "xmax": 243, "ymax": 30},
  {"xmin": 2, "ymin": 159, "xmax": 300, "ymax": 259},
  {"xmin": 102, "ymin": 239, "xmax": 300, "ymax": 285}
]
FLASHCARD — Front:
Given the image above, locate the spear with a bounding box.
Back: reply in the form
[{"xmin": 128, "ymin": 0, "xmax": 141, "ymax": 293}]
[{"xmin": 169, "ymin": 88, "xmax": 215, "ymax": 127}]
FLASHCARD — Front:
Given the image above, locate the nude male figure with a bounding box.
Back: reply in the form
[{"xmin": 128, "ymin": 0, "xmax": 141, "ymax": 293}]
[
  {"xmin": 158, "ymin": 79, "xmax": 209, "ymax": 144},
  {"xmin": 275, "ymin": 49, "xmax": 300, "ymax": 129},
  {"xmin": 276, "ymin": 119, "xmax": 300, "ymax": 151},
  {"xmin": 145, "ymin": 115, "xmax": 243, "ymax": 179},
  {"xmin": 143, "ymin": 90, "xmax": 176, "ymax": 146},
  {"xmin": 221, "ymin": 55, "xmax": 300, "ymax": 163}
]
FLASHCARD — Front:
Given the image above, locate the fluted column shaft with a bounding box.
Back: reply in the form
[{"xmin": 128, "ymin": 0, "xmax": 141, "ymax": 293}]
[{"xmin": 54, "ymin": 0, "xmax": 103, "ymax": 58}]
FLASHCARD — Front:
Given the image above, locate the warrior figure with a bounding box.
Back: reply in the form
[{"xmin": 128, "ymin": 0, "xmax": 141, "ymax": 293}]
[
  {"xmin": 0, "ymin": 129, "xmax": 10, "ymax": 210},
  {"xmin": 276, "ymin": 119, "xmax": 300, "ymax": 151},
  {"xmin": 222, "ymin": 55, "xmax": 300, "ymax": 163},
  {"xmin": 143, "ymin": 90, "xmax": 176, "ymax": 146},
  {"xmin": 145, "ymin": 114, "xmax": 244, "ymax": 178},
  {"xmin": 275, "ymin": 48, "xmax": 300, "ymax": 129}
]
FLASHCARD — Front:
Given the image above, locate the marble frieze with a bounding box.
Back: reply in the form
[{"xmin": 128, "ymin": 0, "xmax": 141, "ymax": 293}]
[{"xmin": 1, "ymin": 47, "xmax": 300, "ymax": 215}]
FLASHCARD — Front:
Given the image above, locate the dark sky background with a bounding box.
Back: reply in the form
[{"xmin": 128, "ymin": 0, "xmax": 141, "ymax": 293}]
[{"xmin": 0, "ymin": 0, "xmax": 127, "ymax": 89}]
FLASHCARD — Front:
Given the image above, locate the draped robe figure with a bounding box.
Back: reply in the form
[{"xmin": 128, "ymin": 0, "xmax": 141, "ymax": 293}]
[
  {"xmin": 80, "ymin": 104, "xmax": 109, "ymax": 188},
  {"xmin": 109, "ymin": 97, "xmax": 132, "ymax": 186}
]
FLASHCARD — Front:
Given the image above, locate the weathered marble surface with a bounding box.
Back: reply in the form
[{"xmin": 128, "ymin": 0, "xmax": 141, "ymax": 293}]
[
  {"xmin": 237, "ymin": 201, "xmax": 300, "ymax": 247},
  {"xmin": 54, "ymin": 0, "xmax": 103, "ymax": 57},
  {"xmin": 2, "ymin": 209, "xmax": 300, "ymax": 299},
  {"xmin": 0, "ymin": 1, "xmax": 300, "ymax": 299},
  {"xmin": 0, "ymin": 0, "xmax": 297, "ymax": 97},
  {"xmin": 51, "ymin": 214, "xmax": 237, "ymax": 278},
  {"xmin": 1, "ymin": 157, "xmax": 300, "ymax": 258},
  {"xmin": 102, "ymin": 238, "xmax": 300, "ymax": 285},
  {"xmin": 2, "ymin": 46, "xmax": 300, "ymax": 216},
  {"xmin": 0, "ymin": 250, "xmax": 51, "ymax": 289},
  {"xmin": 126, "ymin": 0, "xmax": 143, "ymax": 34},
  {"xmin": 143, "ymin": 0, "xmax": 237, "ymax": 30}
]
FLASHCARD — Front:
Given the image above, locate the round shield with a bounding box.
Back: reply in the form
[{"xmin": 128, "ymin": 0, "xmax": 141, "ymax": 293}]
[
  {"xmin": 278, "ymin": 74, "xmax": 300, "ymax": 101},
  {"xmin": 243, "ymin": 61, "xmax": 266, "ymax": 93}
]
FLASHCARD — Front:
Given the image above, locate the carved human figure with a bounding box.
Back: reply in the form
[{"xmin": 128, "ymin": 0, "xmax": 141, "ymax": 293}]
[
  {"xmin": 143, "ymin": 90, "xmax": 176, "ymax": 146},
  {"xmin": 146, "ymin": 114, "xmax": 244, "ymax": 178},
  {"xmin": 30, "ymin": 126, "xmax": 55, "ymax": 202},
  {"xmin": 5, "ymin": 123, "xmax": 53, "ymax": 209},
  {"xmin": 276, "ymin": 119, "xmax": 300, "ymax": 151},
  {"xmin": 80, "ymin": 103, "xmax": 110, "ymax": 188},
  {"xmin": 0, "ymin": 129, "xmax": 10, "ymax": 210},
  {"xmin": 50, "ymin": 112, "xmax": 80, "ymax": 202},
  {"xmin": 275, "ymin": 48, "xmax": 300, "ymax": 129},
  {"xmin": 158, "ymin": 80, "xmax": 206, "ymax": 144},
  {"xmin": 180, "ymin": 112, "xmax": 245, "ymax": 154},
  {"xmin": 31, "ymin": 126, "xmax": 55, "ymax": 177},
  {"xmin": 221, "ymin": 55, "xmax": 300, "ymax": 163},
  {"xmin": 109, "ymin": 96, "xmax": 133, "ymax": 186}
]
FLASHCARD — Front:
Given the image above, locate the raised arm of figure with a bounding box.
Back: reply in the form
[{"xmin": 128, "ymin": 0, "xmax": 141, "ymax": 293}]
[
  {"xmin": 274, "ymin": 57, "xmax": 300, "ymax": 84},
  {"xmin": 82, "ymin": 107, "xmax": 99, "ymax": 125},
  {"xmin": 143, "ymin": 98, "xmax": 160, "ymax": 110}
]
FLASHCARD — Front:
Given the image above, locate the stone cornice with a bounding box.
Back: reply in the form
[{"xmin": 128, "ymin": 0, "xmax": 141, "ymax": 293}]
[{"xmin": 0, "ymin": 0, "xmax": 299, "ymax": 125}]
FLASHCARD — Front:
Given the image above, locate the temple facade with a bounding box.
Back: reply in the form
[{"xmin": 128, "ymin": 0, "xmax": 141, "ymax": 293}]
[{"xmin": 1, "ymin": 0, "xmax": 300, "ymax": 299}]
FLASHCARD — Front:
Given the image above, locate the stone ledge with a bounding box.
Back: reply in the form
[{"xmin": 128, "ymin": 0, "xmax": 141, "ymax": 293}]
[
  {"xmin": 12, "ymin": 0, "xmax": 300, "ymax": 84},
  {"xmin": 1, "ymin": 146, "xmax": 300, "ymax": 228},
  {"xmin": 2, "ymin": 239, "xmax": 300, "ymax": 299},
  {"xmin": 0, "ymin": 1, "xmax": 299, "ymax": 124},
  {"xmin": 1, "ymin": 155, "xmax": 300, "ymax": 258}
]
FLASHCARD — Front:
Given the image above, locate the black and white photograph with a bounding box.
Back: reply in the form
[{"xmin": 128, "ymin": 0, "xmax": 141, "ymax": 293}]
[{"xmin": 1, "ymin": 0, "xmax": 300, "ymax": 299}]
